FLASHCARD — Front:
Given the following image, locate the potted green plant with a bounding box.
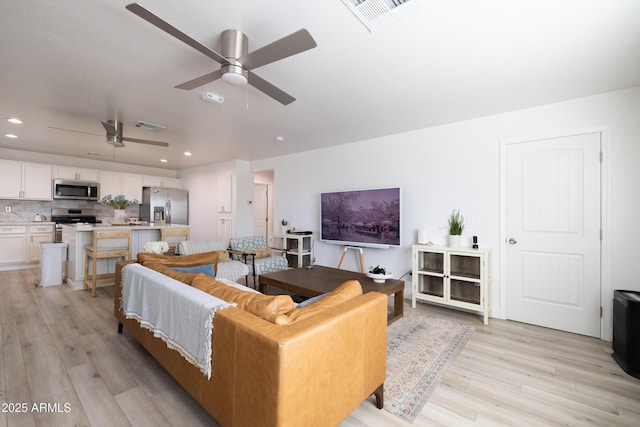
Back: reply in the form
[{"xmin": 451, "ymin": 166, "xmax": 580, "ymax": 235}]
[
  {"xmin": 447, "ymin": 209, "xmax": 464, "ymax": 247},
  {"xmin": 99, "ymin": 194, "xmax": 139, "ymax": 224}
]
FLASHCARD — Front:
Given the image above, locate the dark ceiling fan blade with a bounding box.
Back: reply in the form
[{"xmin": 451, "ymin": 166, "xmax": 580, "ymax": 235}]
[
  {"xmin": 239, "ymin": 29, "xmax": 317, "ymax": 70},
  {"xmin": 122, "ymin": 137, "xmax": 169, "ymax": 147},
  {"xmin": 101, "ymin": 120, "xmax": 118, "ymax": 135},
  {"xmin": 248, "ymin": 71, "xmax": 295, "ymax": 105},
  {"xmin": 175, "ymin": 69, "xmax": 223, "ymax": 90},
  {"xmin": 126, "ymin": 3, "xmax": 228, "ymax": 65},
  {"xmin": 48, "ymin": 126, "xmax": 103, "ymax": 137}
]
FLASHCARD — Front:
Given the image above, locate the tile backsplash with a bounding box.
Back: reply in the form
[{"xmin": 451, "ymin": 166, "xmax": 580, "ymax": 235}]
[{"xmin": 0, "ymin": 199, "xmax": 139, "ymax": 223}]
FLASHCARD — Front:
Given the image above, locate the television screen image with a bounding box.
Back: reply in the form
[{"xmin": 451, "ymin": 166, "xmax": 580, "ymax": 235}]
[{"xmin": 320, "ymin": 187, "xmax": 401, "ymax": 248}]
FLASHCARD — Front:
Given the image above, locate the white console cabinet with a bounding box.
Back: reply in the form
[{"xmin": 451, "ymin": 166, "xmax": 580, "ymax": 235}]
[
  {"xmin": 272, "ymin": 233, "xmax": 314, "ymax": 268},
  {"xmin": 412, "ymin": 245, "xmax": 490, "ymax": 325}
]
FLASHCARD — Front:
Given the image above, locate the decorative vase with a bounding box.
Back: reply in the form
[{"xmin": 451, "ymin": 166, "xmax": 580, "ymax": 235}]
[
  {"xmin": 113, "ymin": 209, "xmax": 127, "ymax": 224},
  {"xmin": 448, "ymin": 234, "xmax": 461, "ymax": 247}
]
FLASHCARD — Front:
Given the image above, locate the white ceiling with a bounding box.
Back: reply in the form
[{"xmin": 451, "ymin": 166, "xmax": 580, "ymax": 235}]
[{"xmin": 1, "ymin": 0, "xmax": 639, "ymax": 170}]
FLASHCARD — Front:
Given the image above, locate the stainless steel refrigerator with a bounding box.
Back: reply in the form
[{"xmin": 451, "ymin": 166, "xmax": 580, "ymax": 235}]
[{"xmin": 139, "ymin": 187, "xmax": 188, "ymax": 225}]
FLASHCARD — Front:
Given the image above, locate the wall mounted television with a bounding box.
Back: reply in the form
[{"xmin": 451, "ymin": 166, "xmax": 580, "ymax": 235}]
[{"xmin": 320, "ymin": 187, "xmax": 401, "ymax": 249}]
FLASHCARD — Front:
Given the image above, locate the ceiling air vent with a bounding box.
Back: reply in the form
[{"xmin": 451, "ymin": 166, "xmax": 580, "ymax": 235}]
[
  {"xmin": 134, "ymin": 120, "xmax": 166, "ymax": 131},
  {"xmin": 342, "ymin": 0, "xmax": 421, "ymax": 32}
]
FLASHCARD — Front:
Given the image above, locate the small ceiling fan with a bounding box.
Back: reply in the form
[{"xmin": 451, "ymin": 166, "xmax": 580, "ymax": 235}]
[
  {"xmin": 50, "ymin": 120, "xmax": 169, "ymax": 148},
  {"xmin": 125, "ymin": 3, "xmax": 317, "ymax": 105}
]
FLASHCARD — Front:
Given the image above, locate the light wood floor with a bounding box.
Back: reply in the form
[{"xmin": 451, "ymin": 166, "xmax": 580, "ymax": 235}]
[{"xmin": 1, "ymin": 268, "xmax": 639, "ymax": 426}]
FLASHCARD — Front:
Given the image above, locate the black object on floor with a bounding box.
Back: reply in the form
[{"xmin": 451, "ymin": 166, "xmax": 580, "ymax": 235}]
[{"xmin": 612, "ymin": 290, "xmax": 640, "ymax": 379}]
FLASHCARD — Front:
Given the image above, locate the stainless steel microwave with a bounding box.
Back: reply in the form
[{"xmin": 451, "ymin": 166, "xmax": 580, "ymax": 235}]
[{"xmin": 52, "ymin": 179, "xmax": 100, "ymax": 201}]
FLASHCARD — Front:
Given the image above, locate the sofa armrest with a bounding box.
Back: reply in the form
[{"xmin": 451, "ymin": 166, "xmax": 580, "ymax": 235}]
[
  {"xmin": 207, "ymin": 292, "xmax": 387, "ymax": 427},
  {"xmin": 114, "ymin": 260, "xmax": 139, "ymax": 321}
]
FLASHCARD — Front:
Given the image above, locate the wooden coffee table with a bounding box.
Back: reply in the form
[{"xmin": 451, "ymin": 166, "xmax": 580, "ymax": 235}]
[{"xmin": 259, "ymin": 265, "xmax": 404, "ymax": 324}]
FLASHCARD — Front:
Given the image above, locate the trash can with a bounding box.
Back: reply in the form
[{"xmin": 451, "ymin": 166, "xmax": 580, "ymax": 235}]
[
  {"xmin": 613, "ymin": 290, "xmax": 640, "ymax": 379},
  {"xmin": 39, "ymin": 242, "xmax": 68, "ymax": 287}
]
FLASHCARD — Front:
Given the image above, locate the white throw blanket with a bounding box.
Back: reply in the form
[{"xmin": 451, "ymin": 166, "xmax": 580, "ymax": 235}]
[{"xmin": 120, "ymin": 264, "xmax": 233, "ymax": 379}]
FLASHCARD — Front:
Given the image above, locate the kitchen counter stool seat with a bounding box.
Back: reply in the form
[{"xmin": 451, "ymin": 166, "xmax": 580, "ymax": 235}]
[
  {"xmin": 160, "ymin": 227, "xmax": 190, "ymax": 255},
  {"xmin": 84, "ymin": 229, "xmax": 132, "ymax": 297}
]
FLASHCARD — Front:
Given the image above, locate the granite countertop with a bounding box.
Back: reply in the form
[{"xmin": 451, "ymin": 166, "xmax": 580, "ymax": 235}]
[
  {"xmin": 61, "ymin": 223, "xmax": 188, "ymax": 231},
  {"xmin": 0, "ymin": 221, "xmax": 55, "ymax": 225}
]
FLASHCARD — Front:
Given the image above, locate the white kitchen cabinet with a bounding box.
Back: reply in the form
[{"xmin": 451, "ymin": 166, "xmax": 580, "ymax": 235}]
[
  {"xmin": 161, "ymin": 177, "xmax": 180, "ymax": 188},
  {"xmin": 142, "ymin": 175, "xmax": 180, "ymax": 188},
  {"xmin": 100, "ymin": 171, "xmax": 144, "ymax": 201},
  {"xmin": 412, "ymin": 245, "xmax": 491, "ymax": 325},
  {"xmin": 99, "ymin": 171, "xmax": 122, "ymax": 198},
  {"xmin": 217, "ymin": 174, "xmax": 232, "ymax": 213},
  {"xmin": 142, "ymin": 175, "xmax": 163, "ymax": 187},
  {"xmin": 0, "ymin": 223, "xmax": 55, "ymax": 269},
  {"xmin": 27, "ymin": 224, "xmax": 55, "ymax": 262},
  {"xmin": 0, "ymin": 225, "xmax": 27, "ymax": 265},
  {"xmin": 54, "ymin": 166, "xmax": 99, "ymax": 181},
  {"xmin": 0, "ymin": 160, "xmax": 21, "ymax": 198},
  {"xmin": 272, "ymin": 233, "xmax": 314, "ymax": 268},
  {"xmin": 121, "ymin": 173, "xmax": 143, "ymax": 202},
  {"xmin": 0, "ymin": 160, "xmax": 52, "ymax": 200}
]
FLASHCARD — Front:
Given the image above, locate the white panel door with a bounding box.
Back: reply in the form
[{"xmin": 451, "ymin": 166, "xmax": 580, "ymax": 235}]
[
  {"xmin": 253, "ymin": 184, "xmax": 268, "ymax": 239},
  {"xmin": 217, "ymin": 218, "xmax": 232, "ymax": 244},
  {"xmin": 506, "ymin": 132, "xmax": 601, "ymax": 337}
]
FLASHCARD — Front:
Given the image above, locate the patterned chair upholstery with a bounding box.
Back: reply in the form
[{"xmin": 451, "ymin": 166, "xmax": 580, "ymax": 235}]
[
  {"xmin": 177, "ymin": 239, "xmax": 249, "ymax": 283},
  {"xmin": 229, "ymin": 236, "xmax": 289, "ymax": 287}
]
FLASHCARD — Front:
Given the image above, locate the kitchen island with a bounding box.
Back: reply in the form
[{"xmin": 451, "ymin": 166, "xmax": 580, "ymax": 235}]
[{"xmin": 62, "ymin": 223, "xmax": 189, "ymax": 291}]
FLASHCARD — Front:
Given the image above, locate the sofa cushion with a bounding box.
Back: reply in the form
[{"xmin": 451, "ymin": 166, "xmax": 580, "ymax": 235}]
[
  {"xmin": 143, "ymin": 262, "xmax": 200, "ymax": 285},
  {"xmin": 138, "ymin": 251, "xmax": 219, "ymax": 275},
  {"xmin": 192, "ymin": 274, "xmax": 294, "ymax": 322},
  {"xmin": 274, "ymin": 280, "xmax": 363, "ymax": 325}
]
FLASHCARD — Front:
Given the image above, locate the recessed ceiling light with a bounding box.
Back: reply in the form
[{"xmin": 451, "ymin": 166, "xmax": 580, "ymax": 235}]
[
  {"xmin": 184, "ymin": 152, "xmax": 192, "ymax": 156},
  {"xmin": 5, "ymin": 134, "xmax": 18, "ymax": 139},
  {"xmin": 160, "ymin": 159, "xmax": 168, "ymax": 163},
  {"xmin": 275, "ymin": 135, "xmax": 285, "ymax": 142},
  {"xmin": 6, "ymin": 118, "xmax": 23, "ymax": 124}
]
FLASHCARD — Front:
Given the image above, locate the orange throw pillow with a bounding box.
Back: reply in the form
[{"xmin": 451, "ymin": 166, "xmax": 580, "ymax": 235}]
[
  {"xmin": 274, "ymin": 280, "xmax": 363, "ymax": 325},
  {"xmin": 192, "ymin": 274, "xmax": 294, "ymax": 322}
]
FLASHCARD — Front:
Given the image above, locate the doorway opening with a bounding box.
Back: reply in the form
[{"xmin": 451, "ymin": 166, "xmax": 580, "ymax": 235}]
[{"xmin": 254, "ymin": 170, "xmax": 274, "ymax": 243}]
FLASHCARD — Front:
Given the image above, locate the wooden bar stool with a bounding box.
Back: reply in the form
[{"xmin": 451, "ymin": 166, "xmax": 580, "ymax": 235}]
[
  {"xmin": 84, "ymin": 229, "xmax": 132, "ymax": 297},
  {"xmin": 160, "ymin": 227, "xmax": 190, "ymax": 255}
]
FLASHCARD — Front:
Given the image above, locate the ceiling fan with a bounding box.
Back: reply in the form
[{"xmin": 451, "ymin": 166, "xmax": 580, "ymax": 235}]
[
  {"xmin": 50, "ymin": 120, "xmax": 169, "ymax": 148},
  {"xmin": 125, "ymin": 3, "xmax": 317, "ymax": 105}
]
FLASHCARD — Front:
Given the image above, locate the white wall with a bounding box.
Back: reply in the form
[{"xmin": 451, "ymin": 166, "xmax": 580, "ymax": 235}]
[
  {"xmin": 179, "ymin": 160, "xmax": 254, "ymax": 241},
  {"xmin": 251, "ymin": 86, "xmax": 640, "ymax": 321}
]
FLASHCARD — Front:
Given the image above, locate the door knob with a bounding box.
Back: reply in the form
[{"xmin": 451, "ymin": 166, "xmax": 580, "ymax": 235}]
[{"xmin": 508, "ymin": 238, "xmax": 518, "ymax": 245}]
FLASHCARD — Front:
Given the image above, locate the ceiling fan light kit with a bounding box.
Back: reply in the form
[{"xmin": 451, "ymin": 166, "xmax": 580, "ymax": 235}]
[{"xmin": 101, "ymin": 120, "xmax": 169, "ymax": 148}]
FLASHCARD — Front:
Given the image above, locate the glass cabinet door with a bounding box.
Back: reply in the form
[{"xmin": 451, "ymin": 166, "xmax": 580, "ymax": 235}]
[
  {"xmin": 449, "ymin": 253, "xmax": 482, "ymax": 305},
  {"xmin": 416, "ymin": 251, "xmax": 445, "ymax": 298}
]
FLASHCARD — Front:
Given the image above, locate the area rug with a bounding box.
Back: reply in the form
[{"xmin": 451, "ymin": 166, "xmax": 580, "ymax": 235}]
[{"xmin": 384, "ymin": 312, "xmax": 474, "ymax": 423}]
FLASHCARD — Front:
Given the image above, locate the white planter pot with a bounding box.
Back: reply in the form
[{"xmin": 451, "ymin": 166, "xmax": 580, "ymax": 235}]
[
  {"xmin": 113, "ymin": 209, "xmax": 127, "ymax": 224},
  {"xmin": 448, "ymin": 234, "xmax": 461, "ymax": 247}
]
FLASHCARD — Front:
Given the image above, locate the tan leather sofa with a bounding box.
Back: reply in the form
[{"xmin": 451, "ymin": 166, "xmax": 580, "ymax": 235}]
[{"xmin": 114, "ymin": 260, "xmax": 387, "ymax": 427}]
